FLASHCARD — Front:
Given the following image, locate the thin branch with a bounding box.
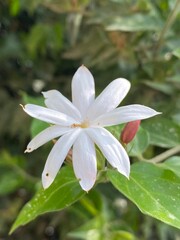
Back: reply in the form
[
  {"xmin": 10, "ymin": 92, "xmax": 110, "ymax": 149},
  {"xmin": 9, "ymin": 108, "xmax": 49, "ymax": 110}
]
[{"xmin": 147, "ymin": 145, "xmax": 180, "ymax": 163}]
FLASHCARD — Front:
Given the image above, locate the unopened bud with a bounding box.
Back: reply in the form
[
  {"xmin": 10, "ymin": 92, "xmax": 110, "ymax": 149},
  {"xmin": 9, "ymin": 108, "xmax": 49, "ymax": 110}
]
[{"xmin": 120, "ymin": 120, "xmax": 141, "ymax": 144}]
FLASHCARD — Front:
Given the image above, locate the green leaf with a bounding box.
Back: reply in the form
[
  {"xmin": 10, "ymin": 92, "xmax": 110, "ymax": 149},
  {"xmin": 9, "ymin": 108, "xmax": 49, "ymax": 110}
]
[
  {"xmin": 22, "ymin": 92, "xmax": 44, "ymax": 106},
  {"xmin": 31, "ymin": 119, "xmax": 49, "ymax": 138},
  {"xmin": 142, "ymin": 118, "xmax": 180, "ymax": 148},
  {"xmin": 0, "ymin": 151, "xmax": 25, "ymax": 194},
  {"xmin": 166, "ymin": 75, "xmax": 180, "ymax": 83},
  {"xmin": 68, "ymin": 215, "xmax": 103, "ymax": 240},
  {"xmin": 110, "ymin": 231, "xmax": 135, "ymax": 240},
  {"xmin": 25, "ymin": 23, "xmax": 63, "ymax": 58},
  {"xmin": 10, "ymin": 0, "xmax": 20, "ymax": 16},
  {"xmin": 96, "ymin": 148, "xmax": 105, "ymax": 170},
  {"xmin": 0, "ymin": 170, "xmax": 24, "ymax": 195},
  {"xmin": 106, "ymin": 14, "xmax": 163, "ymax": 32},
  {"xmin": 159, "ymin": 156, "xmax": 180, "ymax": 178},
  {"xmin": 10, "ymin": 166, "xmax": 85, "ymax": 234},
  {"xmin": 127, "ymin": 127, "xmax": 149, "ymax": 157},
  {"xmin": 172, "ymin": 48, "xmax": 180, "ymax": 58},
  {"xmin": 107, "ymin": 162, "xmax": 180, "ymax": 229},
  {"xmin": 144, "ymin": 81, "xmax": 174, "ymax": 95},
  {"xmin": 106, "ymin": 124, "xmax": 124, "ymax": 140}
]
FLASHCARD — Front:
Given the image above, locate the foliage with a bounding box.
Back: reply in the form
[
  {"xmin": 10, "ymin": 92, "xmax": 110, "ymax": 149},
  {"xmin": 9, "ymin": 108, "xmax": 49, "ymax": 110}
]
[{"xmin": 0, "ymin": 0, "xmax": 180, "ymax": 239}]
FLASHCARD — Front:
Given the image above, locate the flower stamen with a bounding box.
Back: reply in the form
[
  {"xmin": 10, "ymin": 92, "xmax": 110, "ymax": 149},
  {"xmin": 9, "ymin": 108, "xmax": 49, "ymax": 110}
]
[
  {"xmin": 71, "ymin": 123, "xmax": 81, "ymax": 128},
  {"xmin": 71, "ymin": 121, "xmax": 89, "ymax": 129}
]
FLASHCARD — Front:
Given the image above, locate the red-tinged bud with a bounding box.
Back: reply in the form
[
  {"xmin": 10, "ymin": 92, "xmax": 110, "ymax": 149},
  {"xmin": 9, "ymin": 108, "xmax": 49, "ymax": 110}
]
[{"xmin": 120, "ymin": 120, "xmax": 141, "ymax": 144}]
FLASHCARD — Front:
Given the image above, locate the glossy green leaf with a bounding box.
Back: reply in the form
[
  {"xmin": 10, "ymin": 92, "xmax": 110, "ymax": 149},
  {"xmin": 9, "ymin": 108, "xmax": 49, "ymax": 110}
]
[
  {"xmin": 10, "ymin": 166, "xmax": 85, "ymax": 234},
  {"xmin": 159, "ymin": 156, "xmax": 180, "ymax": 178},
  {"xmin": 107, "ymin": 162, "xmax": 180, "ymax": 229},
  {"xmin": 127, "ymin": 127, "xmax": 149, "ymax": 157},
  {"xmin": 106, "ymin": 14, "xmax": 163, "ymax": 32},
  {"xmin": 142, "ymin": 118, "xmax": 180, "ymax": 148}
]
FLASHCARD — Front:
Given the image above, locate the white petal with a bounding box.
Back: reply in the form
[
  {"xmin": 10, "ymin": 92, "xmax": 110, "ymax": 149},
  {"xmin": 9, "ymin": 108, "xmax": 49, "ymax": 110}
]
[
  {"xmin": 72, "ymin": 66, "xmax": 95, "ymax": 118},
  {"xmin": 86, "ymin": 127, "xmax": 130, "ymax": 178},
  {"xmin": 25, "ymin": 126, "xmax": 73, "ymax": 153},
  {"xmin": 42, "ymin": 128, "xmax": 81, "ymax": 189},
  {"xmin": 23, "ymin": 104, "xmax": 77, "ymax": 126},
  {"xmin": 92, "ymin": 104, "xmax": 161, "ymax": 127},
  {"xmin": 73, "ymin": 132, "xmax": 97, "ymax": 192},
  {"xmin": 87, "ymin": 78, "xmax": 130, "ymax": 120},
  {"xmin": 42, "ymin": 90, "xmax": 82, "ymax": 121}
]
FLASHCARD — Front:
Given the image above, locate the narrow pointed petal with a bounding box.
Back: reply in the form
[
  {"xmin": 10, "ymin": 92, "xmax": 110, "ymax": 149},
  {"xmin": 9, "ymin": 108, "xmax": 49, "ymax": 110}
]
[
  {"xmin": 23, "ymin": 104, "xmax": 77, "ymax": 126},
  {"xmin": 73, "ymin": 132, "xmax": 97, "ymax": 192},
  {"xmin": 42, "ymin": 90, "xmax": 82, "ymax": 121},
  {"xmin": 92, "ymin": 104, "xmax": 161, "ymax": 127},
  {"xmin": 25, "ymin": 126, "xmax": 73, "ymax": 153},
  {"xmin": 72, "ymin": 66, "xmax": 95, "ymax": 118},
  {"xmin": 42, "ymin": 128, "xmax": 81, "ymax": 189},
  {"xmin": 86, "ymin": 127, "xmax": 130, "ymax": 178},
  {"xmin": 87, "ymin": 78, "xmax": 130, "ymax": 120}
]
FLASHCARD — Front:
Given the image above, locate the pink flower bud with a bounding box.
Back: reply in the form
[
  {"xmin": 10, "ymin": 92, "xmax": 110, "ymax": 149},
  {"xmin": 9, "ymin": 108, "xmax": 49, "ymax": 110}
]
[{"xmin": 120, "ymin": 120, "xmax": 141, "ymax": 144}]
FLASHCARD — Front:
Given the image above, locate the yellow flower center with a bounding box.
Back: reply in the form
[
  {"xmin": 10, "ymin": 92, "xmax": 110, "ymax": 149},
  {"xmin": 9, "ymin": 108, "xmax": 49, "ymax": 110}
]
[{"xmin": 71, "ymin": 121, "xmax": 89, "ymax": 129}]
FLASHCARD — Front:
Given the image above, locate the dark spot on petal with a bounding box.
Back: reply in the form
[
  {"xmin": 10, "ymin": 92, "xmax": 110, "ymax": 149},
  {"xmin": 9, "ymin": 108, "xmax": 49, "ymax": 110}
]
[{"xmin": 46, "ymin": 173, "xmax": 49, "ymax": 177}]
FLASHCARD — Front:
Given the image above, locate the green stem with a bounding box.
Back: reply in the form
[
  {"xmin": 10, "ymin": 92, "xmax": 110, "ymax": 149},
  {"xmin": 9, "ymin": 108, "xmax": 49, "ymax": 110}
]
[
  {"xmin": 79, "ymin": 197, "xmax": 98, "ymax": 216},
  {"xmin": 155, "ymin": 0, "xmax": 180, "ymax": 53},
  {"xmin": 147, "ymin": 145, "xmax": 180, "ymax": 163}
]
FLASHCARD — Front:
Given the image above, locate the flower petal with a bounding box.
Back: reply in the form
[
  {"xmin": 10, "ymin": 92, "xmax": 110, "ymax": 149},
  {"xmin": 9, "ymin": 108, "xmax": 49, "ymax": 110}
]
[
  {"xmin": 23, "ymin": 104, "xmax": 77, "ymax": 126},
  {"xmin": 73, "ymin": 132, "xmax": 97, "ymax": 192},
  {"xmin": 72, "ymin": 66, "xmax": 95, "ymax": 118},
  {"xmin": 87, "ymin": 78, "xmax": 130, "ymax": 120},
  {"xmin": 42, "ymin": 128, "xmax": 81, "ymax": 189},
  {"xmin": 25, "ymin": 126, "xmax": 73, "ymax": 153},
  {"xmin": 92, "ymin": 104, "xmax": 161, "ymax": 127},
  {"xmin": 86, "ymin": 127, "xmax": 130, "ymax": 178},
  {"xmin": 42, "ymin": 90, "xmax": 82, "ymax": 121}
]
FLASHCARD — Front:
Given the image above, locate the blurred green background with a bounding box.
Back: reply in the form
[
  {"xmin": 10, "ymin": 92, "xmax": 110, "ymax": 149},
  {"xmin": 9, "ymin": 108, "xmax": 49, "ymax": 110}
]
[{"xmin": 0, "ymin": 0, "xmax": 180, "ymax": 239}]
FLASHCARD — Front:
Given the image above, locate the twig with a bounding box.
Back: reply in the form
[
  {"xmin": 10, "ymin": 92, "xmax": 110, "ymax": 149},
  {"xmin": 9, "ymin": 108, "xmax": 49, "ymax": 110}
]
[{"xmin": 148, "ymin": 145, "xmax": 180, "ymax": 163}]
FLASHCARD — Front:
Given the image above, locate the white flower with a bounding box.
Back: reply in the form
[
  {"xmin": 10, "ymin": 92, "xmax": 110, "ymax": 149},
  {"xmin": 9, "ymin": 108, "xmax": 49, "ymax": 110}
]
[{"xmin": 22, "ymin": 66, "xmax": 160, "ymax": 191}]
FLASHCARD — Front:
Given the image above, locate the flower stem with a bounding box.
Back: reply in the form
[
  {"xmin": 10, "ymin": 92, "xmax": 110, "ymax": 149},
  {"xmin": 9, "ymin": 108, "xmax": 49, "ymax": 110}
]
[{"xmin": 147, "ymin": 145, "xmax": 180, "ymax": 163}]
